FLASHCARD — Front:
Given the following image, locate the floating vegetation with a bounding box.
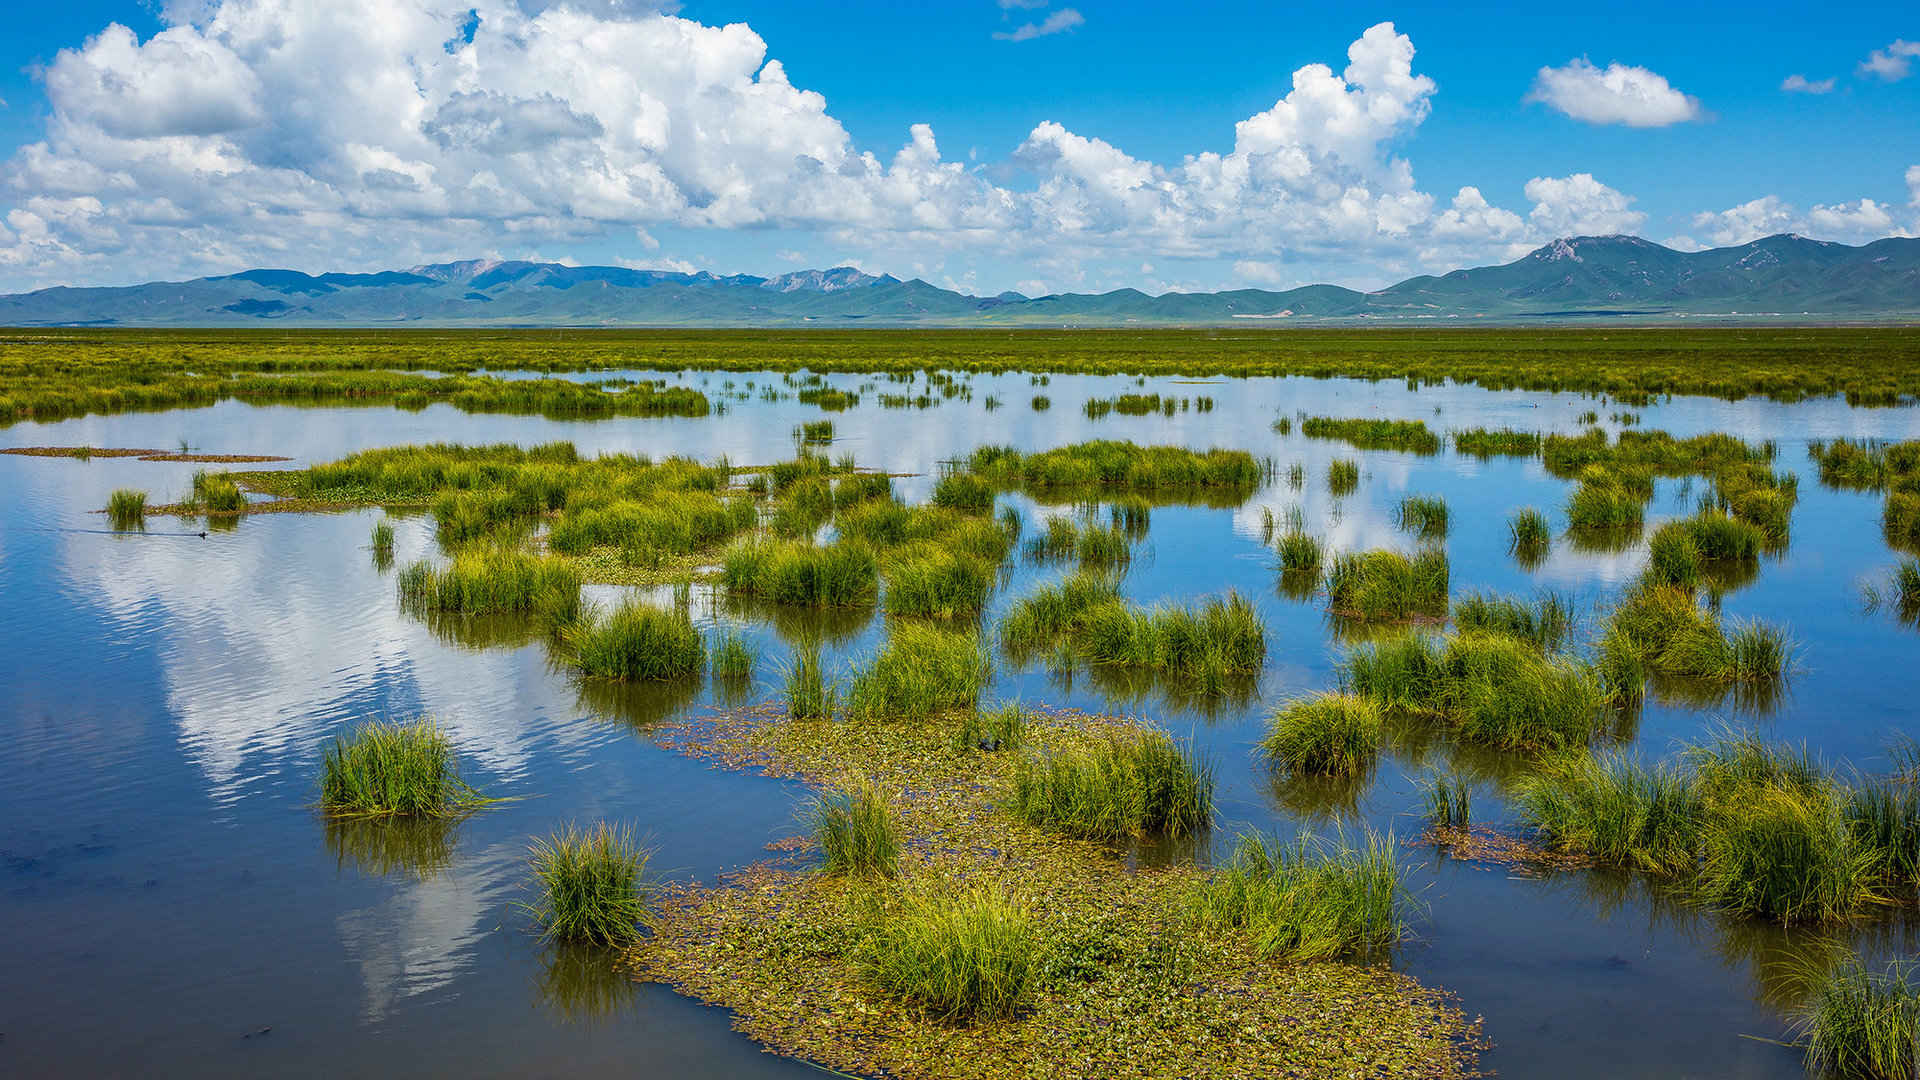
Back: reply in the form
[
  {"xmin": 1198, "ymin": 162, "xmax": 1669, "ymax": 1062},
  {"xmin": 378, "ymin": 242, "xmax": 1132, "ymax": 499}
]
[
  {"xmin": 1299, "ymin": 417, "xmax": 1441, "ymax": 455},
  {"xmin": 811, "ymin": 782, "xmax": 902, "ymax": 878},
  {"xmin": 567, "ymin": 601, "xmax": 707, "ymax": 681},
  {"xmin": 1261, "ymin": 693, "xmax": 1383, "ymax": 777},
  {"xmin": 1187, "ymin": 832, "xmax": 1406, "ymax": 962},
  {"xmin": 1395, "ymin": 494, "xmax": 1449, "ymax": 539},
  {"xmin": 319, "ymin": 719, "xmax": 489, "ymax": 818},
  {"xmin": 844, "ymin": 623, "xmax": 992, "ymax": 721},
  {"xmin": 1342, "ymin": 631, "xmax": 1612, "ymax": 752},
  {"xmin": 1326, "ymin": 459, "xmax": 1360, "ymax": 496},
  {"xmin": 106, "ymin": 488, "xmax": 147, "ymax": 529},
  {"xmin": 525, "ymin": 823, "xmax": 654, "ymax": 946},
  {"xmin": 1325, "ymin": 549, "xmax": 1448, "ymax": 623},
  {"xmin": 1008, "ymin": 728, "xmax": 1214, "ymax": 839}
]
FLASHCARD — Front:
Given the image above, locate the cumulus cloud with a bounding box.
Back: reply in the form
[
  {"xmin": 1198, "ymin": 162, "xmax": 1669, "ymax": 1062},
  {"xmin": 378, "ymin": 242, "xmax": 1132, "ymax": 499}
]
[
  {"xmin": 1780, "ymin": 74, "xmax": 1836, "ymax": 94},
  {"xmin": 0, "ymin": 6, "xmax": 1908, "ymax": 294},
  {"xmin": 1909, "ymin": 165, "xmax": 1920, "ymax": 207},
  {"xmin": 1687, "ymin": 189, "xmax": 1915, "ymax": 247},
  {"xmin": 994, "ymin": 8, "xmax": 1082, "ymax": 40},
  {"xmin": 1527, "ymin": 58, "xmax": 1701, "ymax": 127},
  {"xmin": 1860, "ymin": 39, "xmax": 1920, "ymax": 81}
]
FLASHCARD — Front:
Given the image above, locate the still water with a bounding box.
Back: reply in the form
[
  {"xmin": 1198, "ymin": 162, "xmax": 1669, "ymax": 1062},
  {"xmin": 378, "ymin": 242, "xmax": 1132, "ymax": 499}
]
[{"xmin": 3, "ymin": 370, "xmax": 1918, "ymax": 1077}]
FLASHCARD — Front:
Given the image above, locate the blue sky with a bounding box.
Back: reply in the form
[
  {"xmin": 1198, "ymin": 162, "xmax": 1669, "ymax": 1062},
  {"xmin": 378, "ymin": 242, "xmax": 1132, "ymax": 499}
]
[{"xmin": 0, "ymin": 0, "xmax": 1914, "ymax": 295}]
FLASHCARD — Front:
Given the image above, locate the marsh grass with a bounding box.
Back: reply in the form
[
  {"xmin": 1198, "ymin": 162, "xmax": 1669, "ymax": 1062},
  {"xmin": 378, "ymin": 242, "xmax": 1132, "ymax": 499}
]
[
  {"xmin": 193, "ymin": 469, "xmax": 245, "ymax": 514},
  {"xmin": 711, "ymin": 628, "xmax": 756, "ymax": 678},
  {"xmin": 324, "ymin": 812, "xmax": 458, "ymax": 880},
  {"xmin": 1795, "ymin": 958, "xmax": 1920, "ymax": 1080},
  {"xmin": 1327, "ymin": 459, "xmax": 1360, "ymax": 496},
  {"xmin": 721, "ymin": 537, "xmax": 879, "ymax": 607},
  {"xmin": 525, "ymin": 823, "xmax": 654, "ymax": 946},
  {"xmin": 1452, "ymin": 590, "xmax": 1573, "ymax": 652},
  {"xmin": 398, "ymin": 549, "xmax": 582, "ymax": 621},
  {"xmin": 1261, "ymin": 693, "xmax": 1383, "ymax": 777},
  {"xmin": 1395, "ymin": 495, "xmax": 1449, "ymax": 539},
  {"xmin": 1567, "ymin": 474, "xmax": 1645, "ymax": 531},
  {"xmin": 1008, "ymin": 729, "xmax": 1214, "ymax": 839},
  {"xmin": 1074, "ymin": 523, "xmax": 1132, "ymax": 568},
  {"xmin": 1420, "ymin": 774, "xmax": 1472, "ymax": 830},
  {"xmin": 106, "ymin": 488, "xmax": 147, "ymax": 529},
  {"xmin": 370, "ymin": 519, "xmax": 395, "ymax": 565},
  {"xmin": 1342, "ymin": 632, "xmax": 1609, "ymax": 752},
  {"xmin": 781, "ymin": 641, "xmax": 837, "ymax": 720},
  {"xmin": 1454, "ymin": 428, "xmax": 1542, "ymax": 458},
  {"xmin": 998, "ymin": 572, "xmax": 1122, "ymax": 659},
  {"xmin": 1325, "ymin": 548, "xmax": 1448, "ymax": 622},
  {"xmin": 883, "ymin": 546, "xmax": 995, "ymax": 618},
  {"xmin": 1275, "ymin": 529, "xmax": 1324, "ymax": 577},
  {"xmin": 844, "ymin": 623, "xmax": 991, "ymax": 720},
  {"xmin": 859, "ymin": 881, "xmax": 1037, "ymax": 1022},
  {"xmin": 1605, "ymin": 584, "xmax": 1791, "ymax": 687},
  {"xmin": 1299, "ymin": 417, "xmax": 1441, "ymax": 455},
  {"xmin": 319, "ymin": 719, "xmax": 488, "ymax": 817},
  {"xmin": 1071, "ymin": 593, "xmax": 1267, "ymax": 682},
  {"xmin": 567, "ymin": 601, "xmax": 706, "ymax": 681},
  {"xmin": 810, "ymin": 782, "xmax": 901, "ymax": 877},
  {"xmin": 1188, "ymin": 831, "xmax": 1405, "ymax": 962}
]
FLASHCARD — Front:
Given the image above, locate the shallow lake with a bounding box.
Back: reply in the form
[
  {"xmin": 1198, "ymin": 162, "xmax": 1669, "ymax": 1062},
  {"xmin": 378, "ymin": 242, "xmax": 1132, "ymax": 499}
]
[{"xmin": 3, "ymin": 369, "xmax": 1918, "ymax": 1077}]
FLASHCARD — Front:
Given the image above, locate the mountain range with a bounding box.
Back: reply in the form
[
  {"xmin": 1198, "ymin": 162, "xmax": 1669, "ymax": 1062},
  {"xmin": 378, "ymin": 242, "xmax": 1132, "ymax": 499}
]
[{"xmin": 3, "ymin": 233, "xmax": 1916, "ymax": 327}]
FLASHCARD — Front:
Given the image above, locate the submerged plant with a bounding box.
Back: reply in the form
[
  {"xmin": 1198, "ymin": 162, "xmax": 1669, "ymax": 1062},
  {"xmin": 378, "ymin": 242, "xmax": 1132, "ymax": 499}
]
[{"xmin": 525, "ymin": 823, "xmax": 654, "ymax": 946}]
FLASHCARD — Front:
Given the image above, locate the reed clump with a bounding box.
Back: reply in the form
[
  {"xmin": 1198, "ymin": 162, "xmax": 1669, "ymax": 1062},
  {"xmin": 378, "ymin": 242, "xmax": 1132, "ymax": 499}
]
[
  {"xmin": 1508, "ymin": 507, "xmax": 1552, "ymax": 564},
  {"xmin": 1261, "ymin": 693, "xmax": 1383, "ymax": 777},
  {"xmin": 397, "ymin": 549, "xmax": 582, "ymax": 620},
  {"xmin": 1341, "ymin": 631, "xmax": 1611, "ymax": 752},
  {"xmin": 526, "ymin": 823, "xmax": 654, "ymax": 945},
  {"xmin": 1324, "ymin": 548, "xmax": 1448, "ymax": 622},
  {"xmin": 721, "ymin": 537, "xmax": 879, "ymax": 607},
  {"xmin": 1602, "ymin": 584, "xmax": 1791, "ymax": 686},
  {"xmin": 1327, "ymin": 459, "xmax": 1360, "ymax": 496},
  {"xmin": 320, "ymin": 719, "xmax": 488, "ymax": 817},
  {"xmin": 1795, "ymin": 958, "xmax": 1920, "ymax": 1080},
  {"xmin": 1395, "ymin": 494, "xmax": 1450, "ymax": 539},
  {"xmin": 711, "ymin": 628, "xmax": 756, "ymax": 678},
  {"xmin": 567, "ymin": 601, "xmax": 706, "ymax": 681},
  {"xmin": 106, "ymin": 488, "xmax": 147, "ymax": 529},
  {"xmin": 193, "ymin": 469, "xmax": 246, "ymax": 513},
  {"xmin": 843, "ymin": 623, "xmax": 991, "ymax": 721},
  {"xmin": 1007, "ymin": 729, "xmax": 1214, "ymax": 839},
  {"xmin": 370, "ymin": 519, "xmax": 395, "ymax": 561},
  {"xmin": 1452, "ymin": 590, "xmax": 1573, "ymax": 652},
  {"xmin": 858, "ymin": 882, "xmax": 1037, "ymax": 1022},
  {"xmin": 1299, "ymin": 417, "xmax": 1441, "ymax": 455},
  {"xmin": 966, "ymin": 441, "xmax": 1262, "ymax": 503},
  {"xmin": 1421, "ymin": 774, "xmax": 1472, "ymax": 830},
  {"xmin": 1453, "ymin": 428, "xmax": 1541, "ymax": 457},
  {"xmin": 883, "ymin": 545, "xmax": 996, "ymax": 618},
  {"xmin": 1187, "ymin": 832, "xmax": 1406, "ymax": 962},
  {"xmin": 811, "ymin": 782, "xmax": 901, "ymax": 877},
  {"xmin": 781, "ymin": 641, "xmax": 837, "ymax": 720}
]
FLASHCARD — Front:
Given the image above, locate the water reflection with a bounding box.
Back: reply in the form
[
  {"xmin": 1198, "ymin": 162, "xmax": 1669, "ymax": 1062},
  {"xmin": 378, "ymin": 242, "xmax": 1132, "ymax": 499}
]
[
  {"xmin": 534, "ymin": 942, "xmax": 641, "ymax": 1025},
  {"xmin": 326, "ymin": 813, "xmax": 465, "ymax": 881},
  {"xmin": 335, "ymin": 840, "xmax": 519, "ymax": 1023}
]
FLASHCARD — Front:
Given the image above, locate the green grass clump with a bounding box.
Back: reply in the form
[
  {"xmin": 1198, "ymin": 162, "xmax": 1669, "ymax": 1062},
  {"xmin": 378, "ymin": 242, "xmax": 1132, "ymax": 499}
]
[
  {"xmin": 954, "ymin": 703, "xmax": 1030, "ymax": 752},
  {"xmin": 1796, "ymin": 958, "xmax": 1920, "ymax": 1080},
  {"xmin": 1682, "ymin": 508, "xmax": 1764, "ymax": 561},
  {"xmin": 781, "ymin": 642, "xmax": 837, "ymax": 720},
  {"xmin": 370, "ymin": 519, "xmax": 395, "ymax": 561},
  {"xmin": 397, "ymin": 549, "xmax": 581, "ymax": 620},
  {"xmin": 1261, "ymin": 693, "xmax": 1383, "ymax": 777},
  {"xmin": 1299, "ymin": 417, "xmax": 1441, "ymax": 455},
  {"xmin": 1342, "ymin": 632, "xmax": 1609, "ymax": 752},
  {"xmin": 932, "ymin": 472, "xmax": 995, "ymax": 513},
  {"xmin": 1188, "ymin": 832, "xmax": 1405, "ymax": 962},
  {"xmin": 193, "ymin": 469, "xmax": 246, "ymax": 513},
  {"xmin": 965, "ymin": 441, "xmax": 1262, "ymax": 503},
  {"xmin": 883, "ymin": 545, "xmax": 995, "ymax": 618},
  {"xmin": 567, "ymin": 602, "xmax": 706, "ymax": 681},
  {"xmin": 1508, "ymin": 507, "xmax": 1552, "ymax": 565},
  {"xmin": 794, "ymin": 419, "xmax": 835, "ymax": 445},
  {"xmin": 1886, "ymin": 492, "xmax": 1920, "ymax": 552},
  {"xmin": 320, "ymin": 719, "xmax": 487, "ymax": 817},
  {"xmin": 1324, "ymin": 548, "xmax": 1448, "ymax": 622},
  {"xmin": 844, "ymin": 623, "xmax": 991, "ymax": 721},
  {"xmin": 1644, "ymin": 521, "xmax": 1703, "ymax": 588},
  {"xmin": 1326, "ymin": 459, "xmax": 1360, "ymax": 496},
  {"xmin": 998, "ymin": 572, "xmax": 1122, "ymax": 657},
  {"xmin": 1008, "ymin": 729, "xmax": 1213, "ymax": 839},
  {"xmin": 1421, "ymin": 774, "xmax": 1472, "ymax": 830},
  {"xmin": 526, "ymin": 823, "xmax": 654, "ymax": 945},
  {"xmin": 1452, "ymin": 590, "xmax": 1573, "ymax": 652},
  {"xmin": 1275, "ymin": 529, "xmax": 1324, "ymax": 591},
  {"xmin": 711, "ymin": 628, "xmax": 756, "ymax": 678},
  {"xmin": 1453, "ymin": 428, "xmax": 1541, "ymax": 457},
  {"xmin": 106, "ymin": 488, "xmax": 147, "ymax": 529},
  {"xmin": 1566, "ymin": 473, "xmax": 1645, "ymax": 531},
  {"xmin": 1071, "ymin": 593, "xmax": 1267, "ymax": 680},
  {"xmin": 859, "ymin": 882, "xmax": 1037, "ymax": 1021},
  {"xmin": 1513, "ymin": 753, "xmax": 1706, "ymax": 873},
  {"xmin": 1604, "ymin": 585, "xmax": 1791, "ymax": 686},
  {"xmin": 1073, "ymin": 523, "xmax": 1132, "ymax": 568},
  {"xmin": 1395, "ymin": 495, "xmax": 1449, "ymax": 539},
  {"xmin": 721, "ymin": 538, "xmax": 879, "ymax": 607},
  {"xmin": 810, "ymin": 782, "xmax": 901, "ymax": 877},
  {"xmin": 1695, "ymin": 782, "xmax": 1879, "ymax": 924}
]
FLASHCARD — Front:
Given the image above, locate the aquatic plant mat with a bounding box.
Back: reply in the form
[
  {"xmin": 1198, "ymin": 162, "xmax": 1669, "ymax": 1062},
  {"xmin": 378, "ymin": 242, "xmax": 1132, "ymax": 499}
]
[{"xmin": 634, "ymin": 702, "xmax": 1481, "ymax": 1079}]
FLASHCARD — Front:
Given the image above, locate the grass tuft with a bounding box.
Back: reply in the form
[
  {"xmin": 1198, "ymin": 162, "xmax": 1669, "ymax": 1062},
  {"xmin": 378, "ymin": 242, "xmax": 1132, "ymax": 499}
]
[
  {"xmin": 106, "ymin": 488, "xmax": 147, "ymax": 529},
  {"xmin": 526, "ymin": 823, "xmax": 654, "ymax": 945},
  {"xmin": 810, "ymin": 782, "xmax": 901, "ymax": 877},
  {"xmin": 1188, "ymin": 832, "xmax": 1406, "ymax": 962},
  {"xmin": 567, "ymin": 601, "xmax": 706, "ymax": 681},
  {"xmin": 859, "ymin": 881, "xmax": 1037, "ymax": 1022},
  {"xmin": 320, "ymin": 718, "xmax": 487, "ymax": 817},
  {"xmin": 1261, "ymin": 693, "xmax": 1383, "ymax": 777},
  {"xmin": 1008, "ymin": 729, "xmax": 1214, "ymax": 839}
]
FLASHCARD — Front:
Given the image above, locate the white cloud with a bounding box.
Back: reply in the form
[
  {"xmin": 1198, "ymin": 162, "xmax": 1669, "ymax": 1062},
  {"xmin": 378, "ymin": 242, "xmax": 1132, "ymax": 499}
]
[
  {"xmin": 994, "ymin": 9, "xmax": 1083, "ymax": 42},
  {"xmin": 1687, "ymin": 189, "xmax": 1916, "ymax": 247},
  {"xmin": 1526, "ymin": 58, "xmax": 1701, "ymax": 127},
  {"xmin": 0, "ymin": 7, "xmax": 1910, "ymax": 294},
  {"xmin": 1780, "ymin": 74, "xmax": 1836, "ymax": 94},
  {"xmin": 1232, "ymin": 259, "xmax": 1289, "ymax": 287},
  {"xmin": 1859, "ymin": 39, "xmax": 1920, "ymax": 81},
  {"xmin": 1523, "ymin": 173, "xmax": 1646, "ymax": 236},
  {"xmin": 1908, "ymin": 165, "xmax": 1920, "ymax": 207}
]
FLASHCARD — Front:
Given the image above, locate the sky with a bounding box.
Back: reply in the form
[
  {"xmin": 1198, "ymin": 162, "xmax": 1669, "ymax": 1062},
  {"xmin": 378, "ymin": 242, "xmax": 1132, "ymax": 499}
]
[{"xmin": 0, "ymin": 0, "xmax": 1914, "ymax": 296}]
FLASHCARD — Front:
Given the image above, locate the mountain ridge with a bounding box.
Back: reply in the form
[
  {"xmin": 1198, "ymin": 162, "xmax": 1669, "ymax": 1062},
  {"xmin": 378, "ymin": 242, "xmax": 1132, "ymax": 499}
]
[{"xmin": 3, "ymin": 233, "xmax": 1916, "ymax": 327}]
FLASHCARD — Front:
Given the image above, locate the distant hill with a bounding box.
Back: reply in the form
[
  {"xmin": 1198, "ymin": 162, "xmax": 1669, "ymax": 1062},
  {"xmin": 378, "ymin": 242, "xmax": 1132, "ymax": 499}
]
[{"xmin": 2, "ymin": 234, "xmax": 1915, "ymax": 327}]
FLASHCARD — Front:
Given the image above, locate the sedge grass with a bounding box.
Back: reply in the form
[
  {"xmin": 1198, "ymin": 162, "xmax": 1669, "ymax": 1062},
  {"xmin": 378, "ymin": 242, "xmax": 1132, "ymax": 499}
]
[
  {"xmin": 953, "ymin": 703, "xmax": 1030, "ymax": 752},
  {"xmin": 1395, "ymin": 494, "xmax": 1450, "ymax": 539},
  {"xmin": 883, "ymin": 545, "xmax": 995, "ymax": 618},
  {"xmin": 858, "ymin": 881, "xmax": 1037, "ymax": 1022},
  {"xmin": 106, "ymin": 488, "xmax": 147, "ymax": 529},
  {"xmin": 525, "ymin": 823, "xmax": 654, "ymax": 946},
  {"xmin": 1327, "ymin": 459, "xmax": 1360, "ymax": 496},
  {"xmin": 1261, "ymin": 693, "xmax": 1383, "ymax": 777},
  {"xmin": 843, "ymin": 622, "xmax": 991, "ymax": 721},
  {"xmin": 1007, "ymin": 729, "xmax": 1214, "ymax": 839},
  {"xmin": 1342, "ymin": 631, "xmax": 1610, "ymax": 752},
  {"xmin": 320, "ymin": 718, "xmax": 489, "ymax": 818},
  {"xmin": 398, "ymin": 549, "xmax": 582, "ymax": 621},
  {"xmin": 567, "ymin": 601, "xmax": 706, "ymax": 681},
  {"xmin": 1325, "ymin": 548, "xmax": 1448, "ymax": 622},
  {"xmin": 810, "ymin": 782, "xmax": 901, "ymax": 877},
  {"xmin": 1795, "ymin": 958, "xmax": 1920, "ymax": 1080},
  {"xmin": 781, "ymin": 641, "xmax": 837, "ymax": 720},
  {"xmin": 711, "ymin": 628, "xmax": 756, "ymax": 678},
  {"xmin": 1452, "ymin": 590, "xmax": 1574, "ymax": 652},
  {"xmin": 1420, "ymin": 774, "xmax": 1472, "ymax": 830},
  {"xmin": 370, "ymin": 519, "xmax": 395, "ymax": 563},
  {"xmin": 1508, "ymin": 507, "xmax": 1552, "ymax": 565},
  {"xmin": 1188, "ymin": 831, "xmax": 1406, "ymax": 962}
]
